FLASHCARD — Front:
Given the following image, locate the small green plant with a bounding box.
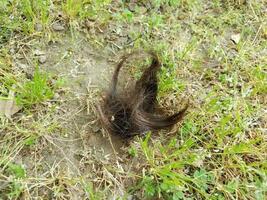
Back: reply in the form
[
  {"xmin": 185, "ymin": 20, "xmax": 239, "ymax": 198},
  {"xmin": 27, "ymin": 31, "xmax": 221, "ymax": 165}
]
[
  {"xmin": 82, "ymin": 182, "xmax": 105, "ymax": 200},
  {"xmin": 7, "ymin": 181, "xmax": 24, "ymax": 199},
  {"xmin": 16, "ymin": 67, "xmax": 55, "ymax": 107},
  {"xmin": 63, "ymin": 0, "xmax": 112, "ymax": 21},
  {"xmin": 128, "ymin": 146, "xmax": 138, "ymax": 157},
  {"xmin": 7, "ymin": 163, "xmax": 26, "ymax": 179},
  {"xmin": 133, "ymin": 133, "xmax": 214, "ymax": 199},
  {"xmin": 1, "ymin": 0, "xmax": 51, "ymax": 35},
  {"xmin": 0, "ymin": 163, "xmax": 26, "ymax": 199},
  {"xmin": 159, "ymin": 66, "xmax": 186, "ymax": 96}
]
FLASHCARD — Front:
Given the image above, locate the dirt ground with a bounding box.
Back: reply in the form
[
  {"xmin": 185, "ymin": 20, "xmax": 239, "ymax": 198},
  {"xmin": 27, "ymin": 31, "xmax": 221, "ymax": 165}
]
[{"xmin": 6, "ymin": 33, "xmax": 139, "ymax": 199}]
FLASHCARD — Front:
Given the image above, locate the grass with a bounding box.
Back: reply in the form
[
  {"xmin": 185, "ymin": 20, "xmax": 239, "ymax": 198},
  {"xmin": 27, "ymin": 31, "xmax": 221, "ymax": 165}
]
[{"xmin": 0, "ymin": 0, "xmax": 266, "ymax": 199}]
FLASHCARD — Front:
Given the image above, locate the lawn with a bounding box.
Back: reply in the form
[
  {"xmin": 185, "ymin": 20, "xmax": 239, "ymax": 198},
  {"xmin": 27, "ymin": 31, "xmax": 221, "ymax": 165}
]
[{"xmin": 0, "ymin": 0, "xmax": 266, "ymax": 199}]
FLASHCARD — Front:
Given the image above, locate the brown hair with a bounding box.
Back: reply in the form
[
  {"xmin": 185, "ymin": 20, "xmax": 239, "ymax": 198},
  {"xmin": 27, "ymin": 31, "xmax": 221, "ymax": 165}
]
[{"xmin": 98, "ymin": 51, "xmax": 188, "ymax": 138}]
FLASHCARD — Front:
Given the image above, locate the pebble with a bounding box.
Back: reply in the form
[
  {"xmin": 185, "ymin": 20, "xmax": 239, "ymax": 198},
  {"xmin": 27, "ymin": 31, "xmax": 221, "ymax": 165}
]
[
  {"xmin": 34, "ymin": 50, "xmax": 45, "ymax": 56},
  {"xmin": 128, "ymin": 3, "xmax": 136, "ymax": 12},
  {"xmin": 92, "ymin": 126, "xmax": 100, "ymax": 133},
  {"xmin": 231, "ymin": 33, "xmax": 241, "ymax": 44},
  {"xmin": 38, "ymin": 55, "xmax": 47, "ymax": 64},
  {"xmin": 35, "ymin": 23, "xmax": 43, "ymax": 32},
  {"xmin": 139, "ymin": 6, "xmax": 147, "ymax": 14},
  {"xmin": 52, "ymin": 23, "xmax": 65, "ymax": 31},
  {"xmin": 85, "ymin": 20, "xmax": 95, "ymax": 28},
  {"xmin": 9, "ymin": 48, "xmax": 15, "ymax": 54},
  {"xmin": 53, "ymin": 93, "xmax": 60, "ymax": 100}
]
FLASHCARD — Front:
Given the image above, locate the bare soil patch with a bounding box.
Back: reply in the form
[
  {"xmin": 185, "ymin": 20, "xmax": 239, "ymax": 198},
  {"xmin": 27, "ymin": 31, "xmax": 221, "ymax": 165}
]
[{"xmin": 8, "ymin": 34, "xmax": 131, "ymax": 198}]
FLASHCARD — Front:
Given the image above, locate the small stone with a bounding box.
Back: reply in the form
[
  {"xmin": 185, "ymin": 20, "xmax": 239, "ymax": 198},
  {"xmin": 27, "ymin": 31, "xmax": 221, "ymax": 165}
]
[
  {"xmin": 38, "ymin": 55, "xmax": 47, "ymax": 64},
  {"xmin": 52, "ymin": 23, "xmax": 65, "ymax": 31},
  {"xmin": 85, "ymin": 20, "xmax": 95, "ymax": 28},
  {"xmin": 53, "ymin": 93, "xmax": 60, "ymax": 100},
  {"xmin": 138, "ymin": 6, "xmax": 147, "ymax": 14},
  {"xmin": 127, "ymin": 195, "xmax": 134, "ymax": 200},
  {"xmin": 128, "ymin": 3, "xmax": 136, "ymax": 12},
  {"xmin": 114, "ymin": 27, "xmax": 123, "ymax": 36},
  {"xmin": 92, "ymin": 126, "xmax": 100, "ymax": 133},
  {"xmin": 231, "ymin": 33, "xmax": 241, "ymax": 44},
  {"xmin": 34, "ymin": 50, "xmax": 45, "ymax": 56},
  {"xmin": 35, "ymin": 23, "xmax": 43, "ymax": 32},
  {"xmin": 9, "ymin": 48, "xmax": 15, "ymax": 54}
]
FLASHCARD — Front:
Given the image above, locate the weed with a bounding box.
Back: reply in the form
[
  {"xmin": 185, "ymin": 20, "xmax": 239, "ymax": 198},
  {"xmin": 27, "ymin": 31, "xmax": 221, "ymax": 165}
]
[{"xmin": 15, "ymin": 67, "xmax": 57, "ymax": 107}]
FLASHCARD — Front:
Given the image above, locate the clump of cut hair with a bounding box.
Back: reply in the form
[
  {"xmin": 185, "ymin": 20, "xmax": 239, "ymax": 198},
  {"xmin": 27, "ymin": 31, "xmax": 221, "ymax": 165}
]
[{"xmin": 98, "ymin": 51, "xmax": 188, "ymax": 138}]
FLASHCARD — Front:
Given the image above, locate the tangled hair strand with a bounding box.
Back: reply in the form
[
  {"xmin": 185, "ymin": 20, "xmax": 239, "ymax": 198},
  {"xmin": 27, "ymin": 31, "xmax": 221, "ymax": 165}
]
[{"xmin": 98, "ymin": 51, "xmax": 188, "ymax": 138}]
